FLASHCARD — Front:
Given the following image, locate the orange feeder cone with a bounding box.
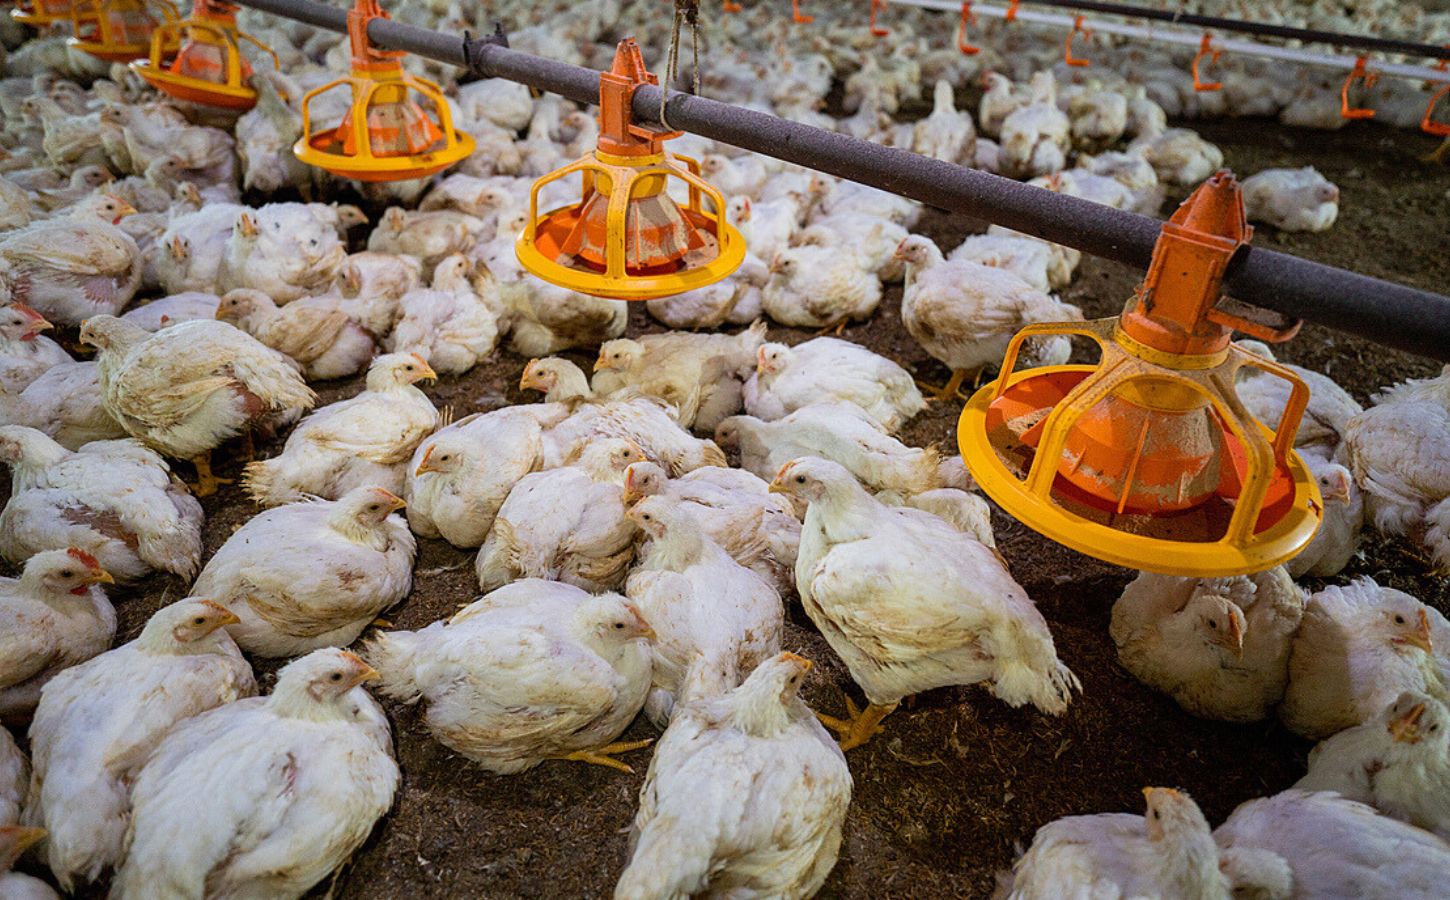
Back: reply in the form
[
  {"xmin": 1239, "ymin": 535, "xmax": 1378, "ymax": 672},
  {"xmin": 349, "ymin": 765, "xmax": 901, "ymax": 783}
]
[
  {"xmin": 293, "ymin": 0, "xmax": 473, "ymax": 183},
  {"xmin": 958, "ymin": 172, "xmax": 1323, "ymax": 577},
  {"xmin": 514, "ymin": 38, "xmax": 745, "ymax": 301},
  {"xmin": 130, "ymin": 0, "xmax": 277, "ymax": 110}
]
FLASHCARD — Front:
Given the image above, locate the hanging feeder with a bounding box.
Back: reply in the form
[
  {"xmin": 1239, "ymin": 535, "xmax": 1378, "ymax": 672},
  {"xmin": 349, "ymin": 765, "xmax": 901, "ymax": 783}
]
[
  {"xmin": 11, "ymin": 0, "xmax": 75, "ymax": 26},
  {"xmin": 69, "ymin": 0, "xmax": 178, "ymax": 63},
  {"xmin": 957, "ymin": 172, "xmax": 1323, "ymax": 578},
  {"xmin": 293, "ymin": 0, "xmax": 473, "ymax": 183},
  {"xmin": 130, "ymin": 0, "xmax": 277, "ymax": 111},
  {"xmin": 515, "ymin": 38, "xmax": 745, "ymax": 302}
]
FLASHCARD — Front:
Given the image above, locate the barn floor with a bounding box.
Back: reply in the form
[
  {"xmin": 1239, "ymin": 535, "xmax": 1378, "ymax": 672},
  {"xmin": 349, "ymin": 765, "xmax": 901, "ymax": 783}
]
[{"xmin": 24, "ymin": 119, "xmax": 1450, "ymax": 899}]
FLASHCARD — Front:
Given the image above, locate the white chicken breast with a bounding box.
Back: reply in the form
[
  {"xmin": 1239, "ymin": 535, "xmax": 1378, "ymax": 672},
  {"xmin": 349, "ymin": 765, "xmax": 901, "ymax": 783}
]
[
  {"xmin": 23, "ymin": 600, "xmax": 255, "ymax": 891},
  {"xmin": 0, "ymin": 193, "xmax": 141, "ymax": 326},
  {"xmin": 477, "ymin": 438, "xmax": 645, "ymax": 593},
  {"xmin": 1110, "ymin": 567, "xmax": 1304, "ymax": 722},
  {"xmin": 243, "ymin": 353, "xmax": 438, "ymax": 505},
  {"xmin": 368, "ymin": 580, "xmax": 653, "ymax": 774},
  {"xmin": 111, "ymin": 649, "xmax": 398, "ymax": 900},
  {"xmin": 744, "ymin": 337, "xmax": 925, "ymax": 433},
  {"xmin": 772, "ymin": 458, "xmax": 1078, "ymax": 749},
  {"xmin": 191, "ymin": 486, "xmax": 416, "ymax": 658},
  {"xmin": 1000, "ymin": 788, "xmax": 1231, "ymax": 900},
  {"xmin": 389, "ymin": 254, "xmax": 502, "ymax": 376},
  {"xmin": 591, "ymin": 323, "xmax": 764, "ymax": 432},
  {"xmin": 0, "ymin": 548, "xmax": 115, "ymax": 718},
  {"xmin": 153, "ymin": 203, "xmax": 246, "ymax": 295},
  {"xmin": 216, "ymin": 203, "xmax": 347, "ymax": 303},
  {"xmin": 625, "ymin": 495, "xmax": 784, "ymax": 727},
  {"xmin": 761, "ymin": 243, "xmax": 881, "ymax": 331},
  {"xmin": 1234, "ymin": 339, "xmax": 1364, "ymax": 457},
  {"xmin": 216, "ymin": 289, "xmax": 377, "ymax": 382},
  {"xmin": 0, "ymin": 728, "xmax": 24, "ymax": 828},
  {"xmin": 0, "ymin": 303, "xmax": 69, "ymax": 391},
  {"xmin": 616, "ymin": 653, "xmax": 851, "ymax": 900},
  {"xmin": 2, "ymin": 360, "xmax": 127, "ymax": 450}
]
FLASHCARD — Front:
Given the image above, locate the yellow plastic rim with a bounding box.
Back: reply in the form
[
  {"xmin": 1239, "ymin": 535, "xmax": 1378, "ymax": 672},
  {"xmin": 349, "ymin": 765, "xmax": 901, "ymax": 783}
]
[
  {"xmin": 958, "ymin": 367, "xmax": 1323, "ymax": 577},
  {"xmin": 294, "ymin": 129, "xmax": 473, "ymax": 183},
  {"xmin": 68, "ymin": 37, "xmax": 152, "ymax": 61}
]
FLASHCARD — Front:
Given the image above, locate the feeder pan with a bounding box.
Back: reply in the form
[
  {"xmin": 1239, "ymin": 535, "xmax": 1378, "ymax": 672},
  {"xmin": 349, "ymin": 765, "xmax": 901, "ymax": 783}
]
[
  {"xmin": 293, "ymin": 0, "xmax": 473, "ymax": 183},
  {"xmin": 129, "ymin": 0, "xmax": 276, "ymax": 110},
  {"xmin": 515, "ymin": 38, "xmax": 745, "ymax": 301},
  {"xmin": 958, "ymin": 172, "xmax": 1322, "ymax": 577},
  {"xmin": 69, "ymin": 0, "xmax": 178, "ymax": 63},
  {"xmin": 11, "ymin": 0, "xmax": 75, "ymax": 26}
]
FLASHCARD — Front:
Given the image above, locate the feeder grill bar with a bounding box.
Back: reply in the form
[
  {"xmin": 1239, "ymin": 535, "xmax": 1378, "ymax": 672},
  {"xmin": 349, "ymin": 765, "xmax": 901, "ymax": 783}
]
[{"xmin": 226, "ymin": 0, "xmax": 1450, "ymax": 362}]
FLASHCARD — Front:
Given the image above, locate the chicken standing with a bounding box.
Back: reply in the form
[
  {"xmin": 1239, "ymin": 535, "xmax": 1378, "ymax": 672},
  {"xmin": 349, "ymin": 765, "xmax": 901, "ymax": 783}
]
[
  {"xmin": 23, "ymin": 600, "xmax": 254, "ymax": 891},
  {"xmin": 367, "ymin": 580, "xmax": 654, "ymax": 774},
  {"xmin": 772, "ymin": 458, "xmax": 1078, "ymax": 749},
  {"xmin": 744, "ymin": 338, "xmax": 925, "ymax": 433},
  {"xmin": 215, "ymin": 288, "xmax": 377, "ymax": 382},
  {"xmin": 153, "ymin": 202, "xmax": 247, "ymax": 295},
  {"xmin": 0, "ymin": 193, "xmax": 140, "ymax": 326},
  {"xmin": 242, "ymin": 353, "xmax": 438, "ymax": 505},
  {"xmin": 615, "ymin": 653, "xmax": 851, "ymax": 900},
  {"xmin": 191, "ymin": 487, "xmax": 415, "ymax": 658},
  {"xmin": 111, "ymin": 649, "xmax": 398, "ymax": 900}
]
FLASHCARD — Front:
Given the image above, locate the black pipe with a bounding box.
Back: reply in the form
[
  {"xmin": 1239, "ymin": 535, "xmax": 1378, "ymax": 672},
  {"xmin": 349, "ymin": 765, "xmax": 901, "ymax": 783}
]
[{"xmin": 226, "ymin": 0, "xmax": 1450, "ymax": 361}]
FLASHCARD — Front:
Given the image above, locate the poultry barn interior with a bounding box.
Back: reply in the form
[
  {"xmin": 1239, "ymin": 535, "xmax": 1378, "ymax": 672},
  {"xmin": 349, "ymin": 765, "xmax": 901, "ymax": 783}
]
[{"xmin": 2, "ymin": 0, "xmax": 1450, "ymax": 896}]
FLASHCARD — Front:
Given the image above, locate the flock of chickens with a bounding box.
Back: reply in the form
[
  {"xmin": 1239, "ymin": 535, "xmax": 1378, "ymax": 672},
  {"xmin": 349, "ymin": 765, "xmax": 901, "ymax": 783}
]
[{"xmin": 0, "ymin": 0, "xmax": 1448, "ymax": 897}]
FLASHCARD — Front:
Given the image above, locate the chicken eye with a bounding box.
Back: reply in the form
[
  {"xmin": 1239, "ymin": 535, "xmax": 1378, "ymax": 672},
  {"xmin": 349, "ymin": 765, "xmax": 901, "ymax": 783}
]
[
  {"xmin": 1152, "ymin": 810, "xmax": 1161, "ymax": 820},
  {"xmin": 330, "ymin": 672, "xmax": 343, "ymax": 681},
  {"xmin": 614, "ymin": 622, "xmax": 625, "ymax": 629},
  {"xmin": 795, "ymin": 475, "xmax": 806, "ymax": 484},
  {"xmin": 1395, "ymin": 615, "xmax": 1406, "ymax": 625},
  {"xmin": 60, "ymin": 569, "xmax": 74, "ymax": 578},
  {"xmin": 1208, "ymin": 620, "xmax": 1218, "ymax": 630},
  {"xmin": 193, "ymin": 616, "xmax": 205, "ymax": 625},
  {"xmin": 367, "ymin": 504, "xmax": 380, "ymax": 512},
  {"xmin": 641, "ymin": 513, "xmax": 652, "ymax": 521}
]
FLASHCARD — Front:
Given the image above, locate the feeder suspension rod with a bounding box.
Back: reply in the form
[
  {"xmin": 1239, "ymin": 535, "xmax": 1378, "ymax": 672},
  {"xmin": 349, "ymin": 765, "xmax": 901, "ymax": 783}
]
[{"xmin": 225, "ymin": 0, "xmax": 1450, "ymax": 362}]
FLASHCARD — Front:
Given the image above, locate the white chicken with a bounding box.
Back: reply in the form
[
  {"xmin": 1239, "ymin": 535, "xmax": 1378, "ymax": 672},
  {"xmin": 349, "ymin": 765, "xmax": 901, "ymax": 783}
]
[
  {"xmin": 772, "ymin": 458, "xmax": 1078, "ymax": 749},
  {"xmin": 23, "ymin": 600, "xmax": 254, "ymax": 891},
  {"xmin": 1109, "ymin": 567, "xmax": 1305, "ymax": 722},
  {"xmin": 745, "ymin": 338, "xmax": 925, "ymax": 433},
  {"xmin": 615, "ymin": 652, "xmax": 851, "ymax": 900},
  {"xmin": 1289, "ymin": 450, "xmax": 1364, "ymax": 578},
  {"xmin": 792, "ymin": 211, "xmax": 910, "ymax": 283},
  {"xmin": 0, "ymin": 729, "xmax": 22, "ymax": 827},
  {"xmin": 153, "ymin": 202, "xmax": 247, "ymax": 295},
  {"xmin": 476, "ymin": 438, "xmax": 645, "ymax": 593},
  {"xmin": 979, "ymin": 72, "xmax": 1032, "ymax": 138},
  {"xmin": 111, "ymin": 649, "xmax": 398, "ymax": 900},
  {"xmin": 0, "ymin": 192, "xmax": 140, "ymax": 326},
  {"xmin": 389, "ymin": 254, "xmax": 502, "ymax": 376},
  {"xmin": 762, "ymin": 243, "xmax": 881, "ymax": 332},
  {"xmin": 948, "ymin": 232, "xmax": 1060, "ymax": 294},
  {"xmin": 1241, "ymin": 166, "xmax": 1340, "ymax": 232},
  {"xmin": 912, "ymin": 79, "xmax": 975, "ymax": 164},
  {"xmin": 367, "ymin": 580, "xmax": 654, "ymax": 774},
  {"xmin": 215, "ymin": 289, "xmax": 377, "ymax": 382},
  {"xmin": 118, "ymin": 292, "xmax": 220, "ymax": 333},
  {"xmin": 242, "ymin": 353, "xmax": 438, "ymax": 505},
  {"xmin": 1000, "ymin": 72, "xmax": 1070, "ymax": 179},
  {"xmin": 1128, "ymin": 129, "xmax": 1225, "ymax": 186},
  {"xmin": 1234, "ymin": 339, "xmax": 1363, "ymax": 457},
  {"xmin": 325, "ymin": 251, "xmax": 423, "ymax": 337},
  {"xmin": 191, "ymin": 487, "xmax": 416, "ymax": 658},
  {"xmin": 0, "ymin": 826, "xmax": 55, "ymax": 900},
  {"xmin": 216, "ymin": 204, "xmax": 347, "ymax": 303},
  {"xmin": 0, "ymin": 548, "xmax": 115, "ymax": 718},
  {"xmin": 591, "ymin": 323, "xmax": 764, "ymax": 432},
  {"xmin": 0, "ymin": 303, "xmax": 68, "ymax": 391},
  {"xmin": 366, "ymin": 206, "xmax": 486, "ymax": 277}
]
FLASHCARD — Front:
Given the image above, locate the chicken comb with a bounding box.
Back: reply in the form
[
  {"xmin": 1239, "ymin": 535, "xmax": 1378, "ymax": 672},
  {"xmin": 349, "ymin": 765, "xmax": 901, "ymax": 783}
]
[
  {"xmin": 66, "ymin": 547, "xmax": 101, "ymax": 569},
  {"xmin": 409, "ymin": 353, "xmax": 429, "ymax": 367},
  {"xmin": 10, "ymin": 303, "xmax": 47, "ymax": 323}
]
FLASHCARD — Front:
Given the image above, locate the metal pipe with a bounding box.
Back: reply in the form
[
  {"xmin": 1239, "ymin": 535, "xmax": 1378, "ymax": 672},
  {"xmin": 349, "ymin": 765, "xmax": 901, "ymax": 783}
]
[{"xmin": 226, "ymin": 0, "xmax": 1450, "ymax": 361}]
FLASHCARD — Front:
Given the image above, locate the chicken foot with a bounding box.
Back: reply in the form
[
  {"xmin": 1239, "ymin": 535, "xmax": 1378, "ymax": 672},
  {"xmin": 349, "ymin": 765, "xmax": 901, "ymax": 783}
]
[
  {"xmin": 1423, "ymin": 136, "xmax": 1449, "ymax": 166},
  {"xmin": 555, "ymin": 739, "xmax": 655, "ymax": 774},
  {"xmin": 916, "ymin": 368, "xmax": 975, "ymax": 403},
  {"xmin": 813, "ymin": 318, "xmax": 850, "ymax": 337},
  {"xmin": 189, "ymin": 452, "xmax": 234, "ymax": 498},
  {"xmin": 816, "ymin": 696, "xmax": 899, "ymax": 751}
]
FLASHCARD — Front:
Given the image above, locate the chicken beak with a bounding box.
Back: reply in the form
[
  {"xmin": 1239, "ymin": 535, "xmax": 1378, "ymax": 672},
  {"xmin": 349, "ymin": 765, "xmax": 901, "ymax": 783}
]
[
  {"xmin": 89, "ymin": 568, "xmax": 115, "ymax": 585},
  {"xmin": 767, "ymin": 463, "xmax": 793, "ymax": 494},
  {"xmin": 1408, "ymin": 609, "xmax": 1435, "ymax": 654},
  {"xmin": 415, "ymin": 445, "xmax": 437, "ymax": 476},
  {"xmin": 519, "ymin": 360, "xmax": 545, "ymax": 393},
  {"xmin": 766, "ymin": 254, "xmax": 782, "ymax": 274},
  {"xmin": 409, "ymin": 354, "xmax": 437, "ymax": 384},
  {"xmin": 2, "ymin": 826, "xmax": 47, "ymax": 854},
  {"xmin": 1226, "ymin": 614, "xmax": 1245, "ymax": 658},
  {"xmin": 594, "ymin": 351, "xmax": 615, "ymax": 372},
  {"xmin": 113, "ymin": 200, "xmax": 137, "ymax": 222},
  {"xmin": 16, "ymin": 304, "xmax": 52, "ymax": 340},
  {"xmin": 755, "ymin": 344, "xmax": 771, "ymax": 375},
  {"xmin": 780, "ymin": 651, "xmax": 813, "ymax": 672},
  {"xmin": 1388, "ymin": 702, "xmax": 1426, "ymax": 744}
]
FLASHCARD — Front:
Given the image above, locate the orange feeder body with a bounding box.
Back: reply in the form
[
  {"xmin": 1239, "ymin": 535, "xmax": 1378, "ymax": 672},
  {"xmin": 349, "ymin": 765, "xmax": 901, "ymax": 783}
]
[
  {"xmin": 958, "ymin": 172, "xmax": 1322, "ymax": 577},
  {"xmin": 70, "ymin": 0, "xmax": 177, "ymax": 63},
  {"xmin": 12, "ymin": 0, "xmax": 75, "ymax": 26},
  {"xmin": 130, "ymin": 0, "xmax": 274, "ymax": 111}
]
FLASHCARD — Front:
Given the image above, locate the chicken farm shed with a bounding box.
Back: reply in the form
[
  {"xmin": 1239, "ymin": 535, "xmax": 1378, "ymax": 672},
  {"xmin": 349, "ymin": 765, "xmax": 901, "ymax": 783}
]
[{"xmin": 1, "ymin": 0, "xmax": 1449, "ymax": 895}]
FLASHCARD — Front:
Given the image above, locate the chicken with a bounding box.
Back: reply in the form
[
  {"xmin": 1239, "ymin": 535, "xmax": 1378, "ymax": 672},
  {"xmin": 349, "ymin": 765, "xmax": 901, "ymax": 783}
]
[
  {"xmin": 591, "ymin": 323, "xmax": 765, "ymax": 431},
  {"xmin": 1, "ymin": 728, "xmax": 25, "ymax": 827},
  {"xmin": 118, "ymin": 292, "xmax": 220, "ymax": 333},
  {"xmin": 644, "ymin": 260, "xmax": 769, "ymax": 331},
  {"xmin": 1280, "ymin": 577, "xmax": 1448, "ymax": 740},
  {"xmin": 366, "ymin": 206, "xmax": 486, "ymax": 277},
  {"xmin": 0, "ymin": 548, "xmax": 115, "ymax": 718},
  {"xmin": 81, "ymin": 315, "xmax": 315, "ymax": 496},
  {"xmin": 979, "ymin": 72, "xmax": 1031, "ymax": 138},
  {"xmin": 792, "ymin": 211, "xmax": 910, "ymax": 283},
  {"xmin": 111, "ymin": 649, "xmax": 398, "ymax": 900},
  {"xmin": 895, "ymin": 235, "xmax": 1081, "ymax": 399},
  {"xmin": 153, "ymin": 202, "xmax": 247, "ymax": 295},
  {"xmin": 242, "ymin": 353, "xmax": 438, "ymax": 505},
  {"xmin": 1297, "ymin": 691, "xmax": 1450, "ymax": 839},
  {"xmin": 725, "ymin": 195, "xmax": 801, "ymax": 269},
  {"xmin": 999, "ymin": 788, "xmax": 1230, "ymax": 900},
  {"xmin": 1289, "ymin": 451, "xmax": 1364, "ymax": 578},
  {"xmin": 521, "ymin": 357, "xmax": 728, "ymax": 476},
  {"xmin": 0, "ymin": 193, "xmax": 141, "ymax": 326},
  {"xmin": 948, "ymin": 232, "xmax": 1060, "ymax": 294},
  {"xmin": 1214, "ymin": 790, "xmax": 1450, "ymax": 898},
  {"xmin": 1128, "ymin": 129, "xmax": 1225, "ymax": 186},
  {"xmin": 1234, "ymin": 339, "xmax": 1363, "ymax": 457},
  {"xmin": 389, "ymin": 255, "xmax": 502, "ymax": 376},
  {"xmin": 0, "ymin": 303, "xmax": 68, "ymax": 392},
  {"xmin": 504, "ymin": 274, "xmax": 629, "ymax": 357},
  {"xmin": 23, "ymin": 600, "xmax": 254, "ymax": 891},
  {"xmin": 615, "ymin": 652, "xmax": 851, "ymax": 900},
  {"xmin": 1341, "ymin": 368, "xmax": 1450, "ymax": 571},
  {"xmin": 744, "ymin": 337, "xmax": 925, "ymax": 433},
  {"xmin": 701, "ymin": 153, "xmax": 771, "ymax": 199},
  {"xmin": 367, "ymin": 580, "xmax": 653, "ymax": 774},
  {"xmin": 1109, "ymin": 567, "xmax": 1305, "ymax": 722},
  {"xmin": 476, "ymin": 438, "xmax": 645, "ymax": 593},
  {"xmin": 216, "ymin": 289, "xmax": 377, "ymax": 382},
  {"xmin": 325, "ymin": 251, "xmax": 423, "ymax": 337},
  {"xmin": 761, "ymin": 243, "xmax": 881, "ymax": 332},
  {"xmin": 999, "ymin": 72, "xmax": 1070, "ymax": 179},
  {"xmin": 1, "ymin": 357, "xmax": 126, "ymax": 450},
  {"xmin": 1241, "ymin": 166, "xmax": 1340, "ymax": 233},
  {"xmin": 234, "ymin": 71, "xmax": 312, "ymax": 196},
  {"xmin": 624, "ymin": 495, "xmax": 784, "ymax": 726},
  {"xmin": 717, "ymin": 403, "xmax": 943, "ymax": 497},
  {"xmin": 216, "ymin": 204, "xmax": 347, "ymax": 303},
  {"xmin": 1068, "ymin": 86, "xmax": 1129, "ymax": 151},
  {"xmin": 454, "ymin": 77, "xmax": 534, "ymax": 131},
  {"xmin": 0, "ymin": 826, "xmax": 56, "ymax": 900},
  {"xmin": 911, "ymin": 78, "xmax": 975, "ymax": 164},
  {"xmin": 772, "ymin": 458, "xmax": 1078, "ymax": 749},
  {"xmin": 0, "ymin": 427, "xmax": 203, "ymax": 581}
]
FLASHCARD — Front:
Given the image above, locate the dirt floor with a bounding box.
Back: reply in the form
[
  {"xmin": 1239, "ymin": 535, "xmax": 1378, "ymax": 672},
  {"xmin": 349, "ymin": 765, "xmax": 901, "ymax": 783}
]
[{"xmin": 11, "ymin": 117, "xmax": 1449, "ymax": 898}]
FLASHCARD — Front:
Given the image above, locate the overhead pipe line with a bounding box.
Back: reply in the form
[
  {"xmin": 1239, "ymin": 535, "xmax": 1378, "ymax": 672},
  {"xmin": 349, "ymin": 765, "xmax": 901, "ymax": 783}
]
[{"xmin": 228, "ymin": 0, "xmax": 1450, "ymax": 361}]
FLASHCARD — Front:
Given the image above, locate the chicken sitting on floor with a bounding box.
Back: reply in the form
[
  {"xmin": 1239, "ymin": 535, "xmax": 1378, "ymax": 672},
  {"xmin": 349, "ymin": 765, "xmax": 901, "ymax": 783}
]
[
  {"xmin": 0, "ymin": 303, "xmax": 69, "ymax": 391},
  {"xmin": 998, "ymin": 788, "xmax": 1231, "ymax": 899},
  {"xmin": 191, "ymin": 487, "xmax": 415, "ymax": 658},
  {"xmin": 590, "ymin": 322, "xmax": 766, "ymax": 432},
  {"xmin": 744, "ymin": 337, "xmax": 926, "ymax": 434},
  {"xmin": 1110, "ymin": 567, "xmax": 1305, "ymax": 722},
  {"xmin": 1233, "ymin": 339, "xmax": 1363, "ymax": 458},
  {"xmin": 1296, "ymin": 690, "xmax": 1450, "ymax": 840},
  {"xmin": 1240, "ymin": 166, "xmax": 1340, "ymax": 232},
  {"xmin": 0, "ymin": 549, "xmax": 115, "ymax": 719},
  {"xmin": 615, "ymin": 653, "xmax": 851, "ymax": 900},
  {"xmin": 80, "ymin": 315, "xmax": 315, "ymax": 496},
  {"xmin": 389, "ymin": 254, "xmax": 502, "ymax": 377},
  {"xmin": 771, "ymin": 458, "xmax": 1078, "ymax": 749},
  {"xmin": 215, "ymin": 288, "xmax": 377, "ymax": 382},
  {"xmin": 23, "ymin": 600, "xmax": 254, "ymax": 891},
  {"xmin": 242, "ymin": 353, "xmax": 438, "ymax": 506},
  {"xmin": 0, "ymin": 193, "xmax": 141, "ymax": 326},
  {"xmin": 111, "ymin": 650, "xmax": 398, "ymax": 900},
  {"xmin": 367, "ymin": 580, "xmax": 653, "ymax": 775}
]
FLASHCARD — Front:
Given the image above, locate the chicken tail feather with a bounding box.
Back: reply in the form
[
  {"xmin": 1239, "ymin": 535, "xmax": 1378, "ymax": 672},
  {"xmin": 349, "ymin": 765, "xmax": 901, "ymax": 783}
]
[
  {"xmin": 239, "ymin": 459, "xmax": 280, "ymax": 505},
  {"xmin": 361, "ymin": 629, "xmax": 424, "ymax": 704},
  {"xmin": 991, "ymin": 619, "xmax": 1080, "ymax": 716},
  {"xmin": 1426, "ymin": 496, "xmax": 1450, "ymax": 574}
]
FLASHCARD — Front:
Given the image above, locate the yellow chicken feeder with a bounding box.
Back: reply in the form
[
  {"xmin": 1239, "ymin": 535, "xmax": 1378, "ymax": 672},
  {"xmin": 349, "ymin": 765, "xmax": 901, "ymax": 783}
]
[
  {"xmin": 958, "ymin": 172, "xmax": 1323, "ymax": 578},
  {"xmin": 515, "ymin": 38, "xmax": 745, "ymax": 301},
  {"xmin": 130, "ymin": 0, "xmax": 277, "ymax": 111},
  {"xmin": 293, "ymin": 0, "xmax": 473, "ymax": 183},
  {"xmin": 69, "ymin": 0, "xmax": 178, "ymax": 64},
  {"xmin": 11, "ymin": 0, "xmax": 76, "ymax": 26}
]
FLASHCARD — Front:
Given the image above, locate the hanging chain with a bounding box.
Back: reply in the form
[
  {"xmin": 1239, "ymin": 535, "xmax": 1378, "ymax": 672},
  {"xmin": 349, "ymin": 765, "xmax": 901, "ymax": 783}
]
[{"xmin": 661, "ymin": 0, "xmax": 700, "ymax": 131}]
